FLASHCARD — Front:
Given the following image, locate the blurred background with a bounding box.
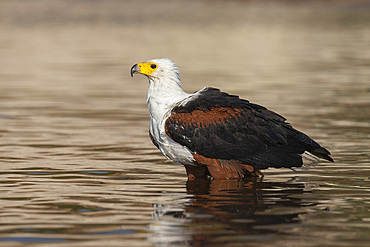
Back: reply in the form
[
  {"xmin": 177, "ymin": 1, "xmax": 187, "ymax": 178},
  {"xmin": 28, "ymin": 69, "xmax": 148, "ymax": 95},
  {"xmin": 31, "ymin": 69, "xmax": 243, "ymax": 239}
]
[{"xmin": 0, "ymin": 0, "xmax": 369, "ymax": 246}]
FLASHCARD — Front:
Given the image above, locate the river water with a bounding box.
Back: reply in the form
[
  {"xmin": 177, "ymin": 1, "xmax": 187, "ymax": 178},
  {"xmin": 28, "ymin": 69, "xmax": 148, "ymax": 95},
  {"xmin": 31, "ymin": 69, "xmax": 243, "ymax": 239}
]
[{"xmin": 0, "ymin": 1, "xmax": 369, "ymax": 246}]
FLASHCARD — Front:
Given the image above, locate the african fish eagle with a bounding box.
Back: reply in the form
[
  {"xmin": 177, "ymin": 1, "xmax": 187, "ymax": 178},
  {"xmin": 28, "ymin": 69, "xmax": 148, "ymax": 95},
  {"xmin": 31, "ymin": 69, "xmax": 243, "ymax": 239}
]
[{"xmin": 130, "ymin": 58, "xmax": 333, "ymax": 180}]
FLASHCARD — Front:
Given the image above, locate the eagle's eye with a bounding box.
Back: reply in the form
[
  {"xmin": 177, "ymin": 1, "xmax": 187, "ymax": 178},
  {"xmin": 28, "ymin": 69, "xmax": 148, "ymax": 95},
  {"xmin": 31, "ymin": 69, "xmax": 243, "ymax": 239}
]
[{"xmin": 150, "ymin": 64, "xmax": 157, "ymax": 69}]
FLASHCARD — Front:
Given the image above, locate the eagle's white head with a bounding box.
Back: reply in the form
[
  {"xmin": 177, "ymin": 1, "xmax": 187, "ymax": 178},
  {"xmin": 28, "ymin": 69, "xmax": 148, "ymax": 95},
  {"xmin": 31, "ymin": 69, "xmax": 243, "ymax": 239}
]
[
  {"xmin": 130, "ymin": 58, "xmax": 181, "ymax": 85},
  {"xmin": 131, "ymin": 58, "xmax": 190, "ymax": 115}
]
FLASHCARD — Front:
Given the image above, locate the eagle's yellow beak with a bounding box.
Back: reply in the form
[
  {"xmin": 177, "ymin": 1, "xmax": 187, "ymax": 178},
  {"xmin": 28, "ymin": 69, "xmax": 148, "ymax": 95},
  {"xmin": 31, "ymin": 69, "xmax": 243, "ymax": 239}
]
[{"xmin": 130, "ymin": 62, "xmax": 158, "ymax": 77}]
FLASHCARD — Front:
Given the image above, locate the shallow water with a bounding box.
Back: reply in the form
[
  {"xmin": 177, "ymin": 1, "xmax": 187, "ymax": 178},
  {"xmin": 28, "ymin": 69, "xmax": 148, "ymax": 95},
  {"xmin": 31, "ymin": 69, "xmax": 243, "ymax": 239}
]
[{"xmin": 0, "ymin": 0, "xmax": 369, "ymax": 246}]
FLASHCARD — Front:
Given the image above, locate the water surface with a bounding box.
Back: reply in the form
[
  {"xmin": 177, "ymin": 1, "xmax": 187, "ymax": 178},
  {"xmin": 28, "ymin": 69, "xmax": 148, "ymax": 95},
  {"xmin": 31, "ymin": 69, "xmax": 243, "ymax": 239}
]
[{"xmin": 0, "ymin": 1, "xmax": 369, "ymax": 246}]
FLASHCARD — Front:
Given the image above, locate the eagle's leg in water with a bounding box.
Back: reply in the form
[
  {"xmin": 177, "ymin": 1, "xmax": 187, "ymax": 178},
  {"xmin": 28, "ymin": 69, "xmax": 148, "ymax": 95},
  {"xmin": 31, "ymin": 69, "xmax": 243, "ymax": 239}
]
[{"xmin": 184, "ymin": 164, "xmax": 209, "ymax": 180}]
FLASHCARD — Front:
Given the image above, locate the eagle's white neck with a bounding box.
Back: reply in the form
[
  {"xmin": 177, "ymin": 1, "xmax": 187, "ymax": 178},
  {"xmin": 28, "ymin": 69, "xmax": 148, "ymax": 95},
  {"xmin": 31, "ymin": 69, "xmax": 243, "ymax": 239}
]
[
  {"xmin": 147, "ymin": 75, "xmax": 189, "ymax": 120},
  {"xmin": 144, "ymin": 64, "xmax": 196, "ymax": 165}
]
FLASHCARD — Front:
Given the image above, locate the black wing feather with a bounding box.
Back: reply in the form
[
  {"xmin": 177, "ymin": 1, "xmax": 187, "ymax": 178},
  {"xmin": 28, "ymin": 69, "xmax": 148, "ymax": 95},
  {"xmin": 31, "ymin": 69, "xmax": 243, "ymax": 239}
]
[{"xmin": 166, "ymin": 88, "xmax": 333, "ymax": 168}]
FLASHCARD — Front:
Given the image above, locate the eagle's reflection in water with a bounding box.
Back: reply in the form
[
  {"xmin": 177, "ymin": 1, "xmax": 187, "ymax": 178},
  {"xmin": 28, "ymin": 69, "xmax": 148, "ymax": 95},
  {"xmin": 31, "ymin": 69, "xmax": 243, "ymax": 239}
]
[{"xmin": 149, "ymin": 178, "xmax": 316, "ymax": 246}]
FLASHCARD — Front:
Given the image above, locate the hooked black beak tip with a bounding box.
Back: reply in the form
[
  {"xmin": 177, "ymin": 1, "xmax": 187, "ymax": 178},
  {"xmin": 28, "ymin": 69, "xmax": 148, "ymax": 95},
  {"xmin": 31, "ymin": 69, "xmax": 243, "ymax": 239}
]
[{"xmin": 130, "ymin": 64, "xmax": 138, "ymax": 77}]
